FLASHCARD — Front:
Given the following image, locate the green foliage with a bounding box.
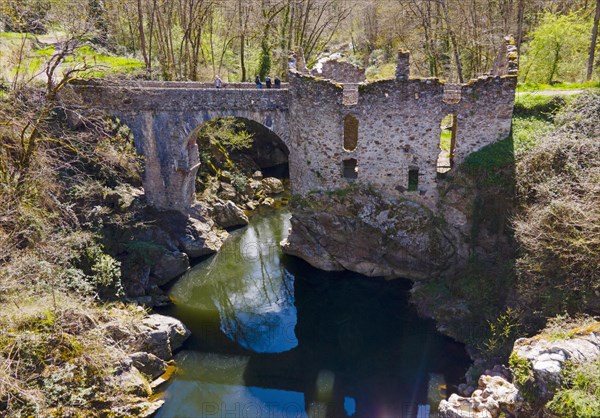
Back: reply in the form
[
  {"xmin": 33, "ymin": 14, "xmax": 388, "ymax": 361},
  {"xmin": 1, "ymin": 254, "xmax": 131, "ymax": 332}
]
[
  {"xmin": 0, "ymin": 0, "xmax": 50, "ymax": 33},
  {"xmin": 482, "ymin": 307, "xmax": 522, "ymax": 360},
  {"xmin": 520, "ymin": 12, "xmax": 591, "ymax": 84},
  {"xmin": 461, "ymin": 136, "xmax": 514, "ymax": 187},
  {"xmin": 123, "ymin": 240, "xmax": 164, "ymax": 265},
  {"xmin": 195, "ymin": 117, "xmax": 254, "ymax": 187},
  {"xmin": 230, "ymin": 170, "xmax": 248, "ymax": 193},
  {"xmin": 547, "ymin": 359, "xmax": 600, "ymax": 418},
  {"xmin": 509, "ymin": 352, "xmax": 536, "ymax": 402},
  {"xmin": 257, "ymin": 40, "xmax": 272, "ymax": 80},
  {"xmin": 517, "ymin": 81, "xmax": 600, "ymax": 92},
  {"xmin": 512, "ymin": 94, "xmax": 568, "ymax": 154}
]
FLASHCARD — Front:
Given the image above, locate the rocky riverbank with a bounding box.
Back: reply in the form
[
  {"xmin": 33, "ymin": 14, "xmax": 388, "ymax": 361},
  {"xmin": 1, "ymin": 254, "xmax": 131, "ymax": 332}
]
[{"xmin": 440, "ymin": 321, "xmax": 600, "ymax": 417}]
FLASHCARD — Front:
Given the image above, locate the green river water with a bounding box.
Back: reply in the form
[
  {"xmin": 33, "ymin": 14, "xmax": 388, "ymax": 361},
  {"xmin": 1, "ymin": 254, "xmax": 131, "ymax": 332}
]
[{"xmin": 155, "ymin": 207, "xmax": 470, "ymax": 418}]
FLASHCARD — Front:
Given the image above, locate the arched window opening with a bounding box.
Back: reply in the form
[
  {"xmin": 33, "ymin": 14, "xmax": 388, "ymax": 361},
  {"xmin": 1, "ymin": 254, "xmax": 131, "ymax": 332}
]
[
  {"xmin": 437, "ymin": 114, "xmax": 457, "ymax": 174},
  {"xmin": 343, "ymin": 158, "xmax": 358, "ymax": 179},
  {"xmin": 408, "ymin": 167, "xmax": 419, "ymax": 191},
  {"xmin": 343, "ymin": 114, "xmax": 359, "ymax": 151}
]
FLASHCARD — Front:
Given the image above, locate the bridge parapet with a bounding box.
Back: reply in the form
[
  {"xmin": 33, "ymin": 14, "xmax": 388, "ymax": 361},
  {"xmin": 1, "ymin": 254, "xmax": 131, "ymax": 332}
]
[{"xmin": 69, "ymin": 82, "xmax": 289, "ymax": 113}]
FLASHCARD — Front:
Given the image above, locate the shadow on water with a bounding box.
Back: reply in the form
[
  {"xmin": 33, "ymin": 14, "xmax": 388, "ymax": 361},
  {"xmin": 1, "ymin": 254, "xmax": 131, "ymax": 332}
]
[{"xmin": 156, "ymin": 208, "xmax": 471, "ymax": 418}]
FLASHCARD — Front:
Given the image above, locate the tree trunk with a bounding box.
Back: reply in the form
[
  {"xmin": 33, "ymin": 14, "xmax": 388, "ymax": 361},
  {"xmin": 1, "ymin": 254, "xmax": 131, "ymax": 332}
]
[
  {"xmin": 137, "ymin": 0, "xmax": 150, "ymax": 70},
  {"xmin": 516, "ymin": 0, "xmax": 525, "ymax": 54},
  {"xmin": 587, "ymin": 0, "xmax": 600, "ymax": 80}
]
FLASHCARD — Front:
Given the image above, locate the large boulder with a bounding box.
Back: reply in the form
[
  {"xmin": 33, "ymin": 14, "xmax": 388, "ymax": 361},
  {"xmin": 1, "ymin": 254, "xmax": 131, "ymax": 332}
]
[
  {"xmin": 110, "ymin": 359, "xmax": 152, "ymax": 397},
  {"xmin": 150, "ymin": 250, "xmax": 189, "ymax": 286},
  {"xmin": 261, "ymin": 177, "xmax": 284, "ymax": 194},
  {"xmin": 138, "ymin": 314, "xmax": 191, "ymax": 360},
  {"xmin": 178, "ymin": 214, "xmax": 225, "ymax": 258},
  {"xmin": 129, "ymin": 352, "xmax": 168, "ymax": 380},
  {"xmin": 439, "ymin": 393, "xmax": 497, "ymax": 418},
  {"xmin": 212, "ymin": 200, "xmax": 249, "ymax": 229}
]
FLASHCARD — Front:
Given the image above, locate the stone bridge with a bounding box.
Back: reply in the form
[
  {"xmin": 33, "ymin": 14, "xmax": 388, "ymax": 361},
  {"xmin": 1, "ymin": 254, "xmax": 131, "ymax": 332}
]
[
  {"xmin": 67, "ymin": 81, "xmax": 290, "ymax": 211},
  {"xmin": 65, "ymin": 39, "xmax": 518, "ymax": 213}
]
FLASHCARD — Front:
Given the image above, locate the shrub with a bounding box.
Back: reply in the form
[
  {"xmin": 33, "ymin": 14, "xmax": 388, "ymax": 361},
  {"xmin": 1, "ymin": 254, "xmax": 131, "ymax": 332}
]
[
  {"xmin": 514, "ymin": 93, "xmax": 600, "ymax": 317},
  {"xmin": 547, "ymin": 359, "xmax": 600, "ymax": 418}
]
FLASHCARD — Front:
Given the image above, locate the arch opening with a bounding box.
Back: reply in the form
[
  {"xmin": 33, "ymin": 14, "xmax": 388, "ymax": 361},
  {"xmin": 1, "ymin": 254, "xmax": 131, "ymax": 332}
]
[
  {"xmin": 191, "ymin": 117, "xmax": 290, "ymax": 218},
  {"xmin": 192, "ymin": 116, "xmax": 289, "ymax": 180},
  {"xmin": 343, "ymin": 114, "xmax": 359, "ymax": 151},
  {"xmin": 437, "ymin": 114, "xmax": 457, "ymax": 174}
]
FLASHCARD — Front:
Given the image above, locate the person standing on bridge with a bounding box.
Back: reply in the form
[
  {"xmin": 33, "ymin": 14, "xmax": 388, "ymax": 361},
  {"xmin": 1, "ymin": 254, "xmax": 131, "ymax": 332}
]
[
  {"xmin": 255, "ymin": 76, "xmax": 262, "ymax": 89},
  {"xmin": 265, "ymin": 76, "xmax": 272, "ymax": 88},
  {"xmin": 274, "ymin": 76, "xmax": 281, "ymax": 88},
  {"xmin": 214, "ymin": 75, "xmax": 222, "ymax": 88}
]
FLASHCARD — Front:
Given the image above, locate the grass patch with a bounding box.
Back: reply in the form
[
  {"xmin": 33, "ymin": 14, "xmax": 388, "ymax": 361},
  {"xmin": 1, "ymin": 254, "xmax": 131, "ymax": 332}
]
[
  {"xmin": 0, "ymin": 294, "xmax": 149, "ymax": 416},
  {"xmin": 439, "ymin": 129, "xmax": 452, "ymax": 152},
  {"xmin": 540, "ymin": 314, "xmax": 600, "ymax": 341},
  {"xmin": 517, "ymin": 81, "xmax": 600, "ymax": 92},
  {"xmin": 511, "ymin": 93, "xmax": 569, "ymax": 154},
  {"xmin": 37, "ymin": 45, "xmax": 145, "ymax": 77}
]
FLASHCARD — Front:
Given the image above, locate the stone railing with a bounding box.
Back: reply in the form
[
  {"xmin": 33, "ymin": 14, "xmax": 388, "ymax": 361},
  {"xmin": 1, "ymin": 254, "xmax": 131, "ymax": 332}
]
[{"xmin": 70, "ymin": 80, "xmax": 288, "ymax": 90}]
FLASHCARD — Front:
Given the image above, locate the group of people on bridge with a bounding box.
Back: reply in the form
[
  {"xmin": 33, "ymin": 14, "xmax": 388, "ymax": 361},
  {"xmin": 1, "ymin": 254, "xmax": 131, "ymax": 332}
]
[
  {"xmin": 213, "ymin": 75, "xmax": 281, "ymax": 89},
  {"xmin": 255, "ymin": 75, "xmax": 281, "ymax": 89}
]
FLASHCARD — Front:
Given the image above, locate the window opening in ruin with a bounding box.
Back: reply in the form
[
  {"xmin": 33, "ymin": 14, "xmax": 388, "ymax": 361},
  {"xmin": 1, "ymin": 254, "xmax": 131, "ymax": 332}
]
[
  {"xmin": 437, "ymin": 114, "xmax": 457, "ymax": 174},
  {"xmin": 343, "ymin": 158, "xmax": 358, "ymax": 179},
  {"xmin": 408, "ymin": 168, "xmax": 419, "ymax": 191},
  {"xmin": 343, "ymin": 114, "xmax": 359, "ymax": 151}
]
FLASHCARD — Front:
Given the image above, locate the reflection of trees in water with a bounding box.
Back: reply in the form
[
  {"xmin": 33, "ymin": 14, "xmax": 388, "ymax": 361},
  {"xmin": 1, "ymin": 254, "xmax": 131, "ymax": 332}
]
[{"xmin": 208, "ymin": 214, "xmax": 297, "ymax": 351}]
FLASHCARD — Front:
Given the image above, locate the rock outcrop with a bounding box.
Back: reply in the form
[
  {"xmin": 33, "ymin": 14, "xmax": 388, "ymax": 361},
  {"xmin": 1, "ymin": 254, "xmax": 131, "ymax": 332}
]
[
  {"xmin": 211, "ymin": 199, "xmax": 249, "ymax": 228},
  {"xmin": 439, "ymin": 374, "xmax": 521, "ymax": 418},
  {"xmin": 118, "ymin": 198, "xmax": 227, "ymax": 300},
  {"xmin": 282, "ymin": 187, "xmax": 460, "ymax": 280},
  {"xmin": 101, "ymin": 311, "xmax": 191, "ymax": 416},
  {"xmin": 510, "ymin": 326, "xmax": 600, "ymax": 404},
  {"xmin": 442, "ymin": 323, "xmax": 600, "ymax": 417}
]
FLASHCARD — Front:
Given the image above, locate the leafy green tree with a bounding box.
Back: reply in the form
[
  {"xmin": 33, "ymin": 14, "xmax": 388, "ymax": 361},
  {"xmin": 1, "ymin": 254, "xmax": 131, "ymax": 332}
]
[
  {"xmin": 521, "ymin": 12, "xmax": 591, "ymax": 84},
  {"xmin": 257, "ymin": 39, "xmax": 272, "ymax": 80}
]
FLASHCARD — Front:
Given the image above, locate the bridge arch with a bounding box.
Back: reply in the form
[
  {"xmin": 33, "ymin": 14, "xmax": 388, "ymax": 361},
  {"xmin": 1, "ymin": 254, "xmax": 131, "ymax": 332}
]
[
  {"xmin": 117, "ymin": 109, "xmax": 290, "ymax": 212},
  {"xmin": 191, "ymin": 116, "xmax": 290, "ymax": 180}
]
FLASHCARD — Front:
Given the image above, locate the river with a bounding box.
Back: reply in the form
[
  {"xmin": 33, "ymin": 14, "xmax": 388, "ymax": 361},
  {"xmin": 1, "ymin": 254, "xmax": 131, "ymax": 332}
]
[{"xmin": 156, "ymin": 207, "xmax": 470, "ymax": 418}]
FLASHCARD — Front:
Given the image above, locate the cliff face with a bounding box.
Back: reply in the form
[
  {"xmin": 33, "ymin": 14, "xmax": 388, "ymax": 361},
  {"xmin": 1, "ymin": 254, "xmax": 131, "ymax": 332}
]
[{"xmin": 282, "ymin": 187, "xmax": 459, "ymax": 280}]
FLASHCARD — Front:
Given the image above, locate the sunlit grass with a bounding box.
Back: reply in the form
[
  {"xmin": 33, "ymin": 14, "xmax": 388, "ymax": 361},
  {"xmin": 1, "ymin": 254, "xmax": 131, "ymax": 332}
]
[
  {"xmin": 517, "ymin": 81, "xmax": 600, "ymax": 92},
  {"xmin": 0, "ymin": 32, "xmax": 145, "ymax": 85},
  {"xmin": 439, "ymin": 129, "xmax": 452, "ymax": 152}
]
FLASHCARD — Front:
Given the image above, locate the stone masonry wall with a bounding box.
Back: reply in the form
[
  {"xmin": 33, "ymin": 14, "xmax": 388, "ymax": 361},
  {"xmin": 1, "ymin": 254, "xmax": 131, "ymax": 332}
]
[
  {"xmin": 287, "ymin": 72, "xmax": 516, "ymax": 204},
  {"xmin": 312, "ymin": 59, "xmax": 366, "ymax": 83},
  {"xmin": 287, "ymin": 39, "xmax": 517, "ymax": 206}
]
